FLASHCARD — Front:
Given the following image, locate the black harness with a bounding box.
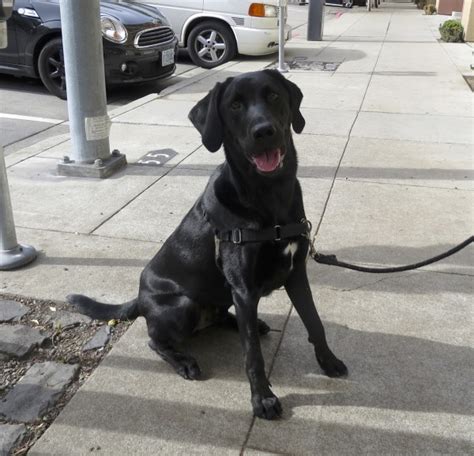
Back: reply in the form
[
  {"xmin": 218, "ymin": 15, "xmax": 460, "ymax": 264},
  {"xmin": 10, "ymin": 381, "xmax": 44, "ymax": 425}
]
[
  {"xmin": 214, "ymin": 219, "xmax": 312, "ymax": 244},
  {"xmin": 213, "ymin": 219, "xmax": 312, "ymax": 273}
]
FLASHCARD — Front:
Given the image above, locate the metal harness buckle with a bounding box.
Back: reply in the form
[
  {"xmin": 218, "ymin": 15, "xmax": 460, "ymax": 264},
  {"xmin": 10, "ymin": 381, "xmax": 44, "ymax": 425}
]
[{"xmin": 232, "ymin": 229, "xmax": 242, "ymax": 244}]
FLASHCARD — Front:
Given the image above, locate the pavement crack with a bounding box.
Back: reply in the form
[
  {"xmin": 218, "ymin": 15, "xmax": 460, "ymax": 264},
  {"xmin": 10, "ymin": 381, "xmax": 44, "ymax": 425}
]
[
  {"xmin": 312, "ymin": 7, "xmax": 394, "ymax": 248},
  {"xmin": 339, "ymin": 274, "xmax": 405, "ymax": 292},
  {"xmin": 88, "ymin": 144, "xmax": 204, "ymax": 235},
  {"xmin": 417, "ymin": 269, "xmax": 474, "ymax": 278},
  {"xmin": 335, "ymin": 177, "xmax": 473, "ymax": 191},
  {"xmin": 240, "ymin": 305, "xmax": 293, "ymax": 455}
]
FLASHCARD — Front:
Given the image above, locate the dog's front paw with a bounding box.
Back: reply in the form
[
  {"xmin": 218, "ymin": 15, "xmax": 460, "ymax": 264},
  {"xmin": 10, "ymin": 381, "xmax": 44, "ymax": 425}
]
[
  {"xmin": 316, "ymin": 352, "xmax": 348, "ymax": 378},
  {"xmin": 251, "ymin": 393, "xmax": 282, "ymax": 420}
]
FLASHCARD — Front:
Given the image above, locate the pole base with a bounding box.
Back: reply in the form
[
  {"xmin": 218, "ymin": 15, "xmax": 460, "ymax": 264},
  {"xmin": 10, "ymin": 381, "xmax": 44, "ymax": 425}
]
[
  {"xmin": 277, "ymin": 63, "xmax": 289, "ymax": 73},
  {"xmin": 57, "ymin": 151, "xmax": 127, "ymax": 178},
  {"xmin": 0, "ymin": 244, "xmax": 37, "ymax": 270}
]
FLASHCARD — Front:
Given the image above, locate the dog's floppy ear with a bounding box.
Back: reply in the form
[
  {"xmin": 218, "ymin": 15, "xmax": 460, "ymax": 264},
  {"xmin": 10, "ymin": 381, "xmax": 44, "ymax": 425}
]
[
  {"xmin": 188, "ymin": 80, "xmax": 229, "ymax": 152},
  {"xmin": 264, "ymin": 69, "xmax": 305, "ymax": 134}
]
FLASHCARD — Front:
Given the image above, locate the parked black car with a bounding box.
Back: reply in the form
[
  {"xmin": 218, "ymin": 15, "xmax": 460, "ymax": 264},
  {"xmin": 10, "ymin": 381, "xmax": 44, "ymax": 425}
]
[
  {"xmin": 0, "ymin": 0, "xmax": 178, "ymax": 99},
  {"xmin": 325, "ymin": 0, "xmax": 367, "ymax": 7},
  {"xmin": 325, "ymin": 0, "xmax": 354, "ymax": 7}
]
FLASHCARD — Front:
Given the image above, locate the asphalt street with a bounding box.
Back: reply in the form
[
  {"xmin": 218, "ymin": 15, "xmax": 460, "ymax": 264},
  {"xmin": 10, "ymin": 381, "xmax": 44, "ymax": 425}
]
[{"xmin": 0, "ymin": 55, "xmax": 196, "ymax": 152}]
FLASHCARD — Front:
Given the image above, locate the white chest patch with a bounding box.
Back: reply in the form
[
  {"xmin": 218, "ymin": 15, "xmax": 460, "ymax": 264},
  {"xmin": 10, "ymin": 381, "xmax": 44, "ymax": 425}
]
[{"xmin": 283, "ymin": 242, "xmax": 298, "ymax": 271}]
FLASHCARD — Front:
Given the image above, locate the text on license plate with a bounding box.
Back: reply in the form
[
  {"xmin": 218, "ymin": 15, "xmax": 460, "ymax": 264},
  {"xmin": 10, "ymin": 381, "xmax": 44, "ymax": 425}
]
[{"xmin": 162, "ymin": 48, "xmax": 174, "ymax": 66}]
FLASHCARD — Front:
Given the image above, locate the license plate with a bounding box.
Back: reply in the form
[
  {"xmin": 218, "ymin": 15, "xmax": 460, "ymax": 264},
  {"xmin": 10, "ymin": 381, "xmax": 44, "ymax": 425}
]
[{"xmin": 162, "ymin": 48, "xmax": 174, "ymax": 67}]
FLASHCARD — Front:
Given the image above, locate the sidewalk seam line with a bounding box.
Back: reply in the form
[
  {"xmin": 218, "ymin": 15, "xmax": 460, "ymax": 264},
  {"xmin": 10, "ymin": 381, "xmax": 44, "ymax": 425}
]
[
  {"xmin": 3, "ymin": 121, "xmax": 68, "ymax": 150},
  {"xmin": 359, "ymin": 109, "xmax": 474, "ymax": 119},
  {"xmin": 13, "ymin": 225, "xmax": 163, "ymax": 245},
  {"xmin": 240, "ymin": 305, "xmax": 294, "ymax": 455},
  {"xmin": 336, "ymin": 177, "xmax": 474, "ymax": 191},
  {"xmin": 88, "ymin": 144, "xmax": 203, "ymax": 235},
  {"xmin": 313, "ymin": 9, "xmax": 392, "ymax": 239},
  {"xmin": 5, "ymin": 137, "xmax": 71, "ymax": 169}
]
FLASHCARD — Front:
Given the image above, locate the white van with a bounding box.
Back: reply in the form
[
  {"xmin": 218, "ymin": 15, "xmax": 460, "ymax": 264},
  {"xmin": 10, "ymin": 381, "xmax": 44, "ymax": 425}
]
[{"xmin": 141, "ymin": 1, "xmax": 291, "ymax": 68}]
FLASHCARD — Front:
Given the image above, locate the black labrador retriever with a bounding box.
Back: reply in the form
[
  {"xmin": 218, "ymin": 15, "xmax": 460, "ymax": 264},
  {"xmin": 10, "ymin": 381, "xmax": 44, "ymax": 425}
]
[{"xmin": 68, "ymin": 69, "xmax": 347, "ymax": 420}]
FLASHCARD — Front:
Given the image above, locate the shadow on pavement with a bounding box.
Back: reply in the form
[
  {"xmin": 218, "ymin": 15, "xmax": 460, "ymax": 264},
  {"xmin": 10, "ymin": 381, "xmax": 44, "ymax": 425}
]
[
  {"xmin": 163, "ymin": 164, "xmax": 473, "ymax": 183},
  {"xmin": 286, "ymin": 47, "xmax": 366, "ymax": 63},
  {"xmin": 45, "ymin": 316, "xmax": 471, "ymax": 453}
]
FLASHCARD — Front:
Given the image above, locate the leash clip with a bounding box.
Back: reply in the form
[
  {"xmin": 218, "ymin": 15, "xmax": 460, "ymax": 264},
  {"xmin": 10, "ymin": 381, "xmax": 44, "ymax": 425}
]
[
  {"xmin": 232, "ymin": 229, "xmax": 242, "ymax": 244},
  {"xmin": 301, "ymin": 218, "xmax": 313, "ymax": 238},
  {"xmin": 274, "ymin": 225, "xmax": 282, "ymax": 241}
]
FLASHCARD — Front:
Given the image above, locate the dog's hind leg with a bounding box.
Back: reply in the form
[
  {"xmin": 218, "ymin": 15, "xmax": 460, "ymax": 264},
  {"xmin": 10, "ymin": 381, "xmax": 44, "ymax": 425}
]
[
  {"xmin": 144, "ymin": 295, "xmax": 202, "ymax": 380},
  {"xmin": 148, "ymin": 339, "xmax": 201, "ymax": 380},
  {"xmin": 219, "ymin": 311, "xmax": 271, "ymax": 335}
]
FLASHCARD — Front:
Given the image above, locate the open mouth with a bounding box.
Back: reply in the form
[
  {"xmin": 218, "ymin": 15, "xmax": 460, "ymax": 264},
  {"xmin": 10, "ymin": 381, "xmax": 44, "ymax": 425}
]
[{"xmin": 251, "ymin": 148, "xmax": 284, "ymax": 174}]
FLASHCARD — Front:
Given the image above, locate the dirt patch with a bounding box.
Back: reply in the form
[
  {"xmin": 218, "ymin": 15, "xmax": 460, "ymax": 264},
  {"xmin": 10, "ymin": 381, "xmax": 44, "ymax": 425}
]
[{"xmin": 0, "ymin": 293, "xmax": 132, "ymax": 455}]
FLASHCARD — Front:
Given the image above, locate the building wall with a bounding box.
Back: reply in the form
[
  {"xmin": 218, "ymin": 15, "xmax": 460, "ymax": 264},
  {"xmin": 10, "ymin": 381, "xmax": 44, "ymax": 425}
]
[
  {"xmin": 437, "ymin": 0, "xmax": 464, "ymax": 15},
  {"xmin": 462, "ymin": 0, "xmax": 474, "ymax": 40}
]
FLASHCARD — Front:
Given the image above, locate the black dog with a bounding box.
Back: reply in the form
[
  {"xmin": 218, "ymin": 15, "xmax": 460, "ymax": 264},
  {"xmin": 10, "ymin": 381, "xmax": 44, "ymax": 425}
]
[{"xmin": 68, "ymin": 69, "xmax": 347, "ymax": 420}]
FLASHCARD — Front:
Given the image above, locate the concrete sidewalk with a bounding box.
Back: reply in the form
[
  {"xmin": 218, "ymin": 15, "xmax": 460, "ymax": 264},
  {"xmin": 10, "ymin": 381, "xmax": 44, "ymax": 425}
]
[{"xmin": 3, "ymin": 3, "xmax": 473, "ymax": 454}]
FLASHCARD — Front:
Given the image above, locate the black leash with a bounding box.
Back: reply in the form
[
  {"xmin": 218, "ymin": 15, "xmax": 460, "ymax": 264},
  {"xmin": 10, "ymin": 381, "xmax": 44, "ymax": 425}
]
[
  {"xmin": 215, "ymin": 218, "xmax": 473, "ymax": 274},
  {"xmin": 310, "ymin": 236, "xmax": 474, "ymax": 273}
]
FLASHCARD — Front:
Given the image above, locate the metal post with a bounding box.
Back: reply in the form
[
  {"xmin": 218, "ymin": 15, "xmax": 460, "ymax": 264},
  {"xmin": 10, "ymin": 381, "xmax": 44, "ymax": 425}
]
[
  {"xmin": 307, "ymin": 0, "xmax": 324, "ymax": 41},
  {"xmin": 0, "ymin": 146, "xmax": 37, "ymax": 270},
  {"xmin": 57, "ymin": 0, "xmax": 126, "ymax": 178},
  {"xmin": 0, "ymin": 0, "xmax": 36, "ymax": 270},
  {"xmin": 277, "ymin": 0, "xmax": 288, "ymax": 73}
]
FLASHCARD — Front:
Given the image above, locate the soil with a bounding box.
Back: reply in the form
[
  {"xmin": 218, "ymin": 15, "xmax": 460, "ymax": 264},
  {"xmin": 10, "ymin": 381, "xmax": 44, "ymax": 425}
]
[{"xmin": 0, "ymin": 293, "xmax": 132, "ymax": 456}]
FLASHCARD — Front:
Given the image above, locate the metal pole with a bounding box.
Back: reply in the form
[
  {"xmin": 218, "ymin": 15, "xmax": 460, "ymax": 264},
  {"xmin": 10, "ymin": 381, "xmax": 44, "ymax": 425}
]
[
  {"xmin": 307, "ymin": 0, "xmax": 324, "ymax": 41},
  {"xmin": 0, "ymin": 146, "xmax": 37, "ymax": 270},
  {"xmin": 0, "ymin": 0, "xmax": 36, "ymax": 270},
  {"xmin": 58, "ymin": 0, "xmax": 126, "ymax": 178},
  {"xmin": 277, "ymin": 0, "xmax": 288, "ymax": 73}
]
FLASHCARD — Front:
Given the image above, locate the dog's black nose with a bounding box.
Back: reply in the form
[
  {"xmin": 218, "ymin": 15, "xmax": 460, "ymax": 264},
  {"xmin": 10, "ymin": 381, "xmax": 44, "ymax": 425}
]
[{"xmin": 252, "ymin": 123, "xmax": 276, "ymax": 140}]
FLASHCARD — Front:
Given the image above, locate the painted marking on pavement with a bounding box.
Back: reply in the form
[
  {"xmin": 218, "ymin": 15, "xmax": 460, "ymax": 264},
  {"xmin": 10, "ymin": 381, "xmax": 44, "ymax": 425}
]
[
  {"xmin": 0, "ymin": 113, "xmax": 64, "ymax": 124},
  {"xmin": 135, "ymin": 148, "xmax": 177, "ymax": 166}
]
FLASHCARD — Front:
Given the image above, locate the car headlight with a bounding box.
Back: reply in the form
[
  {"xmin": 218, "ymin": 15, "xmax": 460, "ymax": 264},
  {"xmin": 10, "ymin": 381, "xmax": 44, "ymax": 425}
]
[
  {"xmin": 100, "ymin": 16, "xmax": 128, "ymax": 44},
  {"xmin": 248, "ymin": 3, "xmax": 278, "ymax": 17}
]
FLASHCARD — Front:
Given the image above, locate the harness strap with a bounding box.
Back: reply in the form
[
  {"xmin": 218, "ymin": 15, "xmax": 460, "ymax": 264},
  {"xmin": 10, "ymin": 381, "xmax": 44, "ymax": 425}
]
[{"xmin": 215, "ymin": 220, "xmax": 311, "ymax": 244}]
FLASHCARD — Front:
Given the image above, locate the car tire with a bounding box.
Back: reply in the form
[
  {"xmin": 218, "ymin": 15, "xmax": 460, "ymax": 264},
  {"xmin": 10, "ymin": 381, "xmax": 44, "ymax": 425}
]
[
  {"xmin": 37, "ymin": 37, "xmax": 67, "ymax": 99},
  {"xmin": 187, "ymin": 21, "xmax": 237, "ymax": 69},
  {"xmin": 344, "ymin": 0, "xmax": 354, "ymax": 7}
]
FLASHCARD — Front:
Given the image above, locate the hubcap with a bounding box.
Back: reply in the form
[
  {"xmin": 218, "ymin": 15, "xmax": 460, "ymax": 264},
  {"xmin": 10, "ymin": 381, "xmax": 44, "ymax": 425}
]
[
  {"xmin": 195, "ymin": 29, "xmax": 226, "ymax": 63},
  {"xmin": 47, "ymin": 47, "xmax": 66, "ymax": 92}
]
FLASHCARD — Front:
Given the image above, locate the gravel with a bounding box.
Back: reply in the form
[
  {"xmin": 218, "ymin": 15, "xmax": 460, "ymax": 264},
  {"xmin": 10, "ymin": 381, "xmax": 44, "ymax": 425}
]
[{"xmin": 0, "ymin": 294, "xmax": 131, "ymax": 455}]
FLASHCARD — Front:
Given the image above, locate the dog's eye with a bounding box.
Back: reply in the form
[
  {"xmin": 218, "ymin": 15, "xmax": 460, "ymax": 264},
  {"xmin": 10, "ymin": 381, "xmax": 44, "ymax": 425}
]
[
  {"xmin": 268, "ymin": 92, "xmax": 279, "ymax": 102},
  {"xmin": 231, "ymin": 100, "xmax": 242, "ymax": 110}
]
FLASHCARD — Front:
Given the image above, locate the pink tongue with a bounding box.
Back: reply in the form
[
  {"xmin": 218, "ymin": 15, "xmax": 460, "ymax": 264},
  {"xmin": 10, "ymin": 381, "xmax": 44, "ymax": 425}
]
[{"xmin": 253, "ymin": 149, "xmax": 281, "ymax": 172}]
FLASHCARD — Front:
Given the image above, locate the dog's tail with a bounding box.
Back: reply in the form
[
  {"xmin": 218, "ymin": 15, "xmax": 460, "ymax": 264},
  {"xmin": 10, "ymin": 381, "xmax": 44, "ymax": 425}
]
[{"xmin": 67, "ymin": 294, "xmax": 139, "ymax": 321}]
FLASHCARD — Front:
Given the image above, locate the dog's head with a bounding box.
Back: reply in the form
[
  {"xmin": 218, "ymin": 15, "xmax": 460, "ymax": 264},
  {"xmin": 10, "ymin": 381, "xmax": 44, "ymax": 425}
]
[{"xmin": 188, "ymin": 70, "xmax": 305, "ymax": 177}]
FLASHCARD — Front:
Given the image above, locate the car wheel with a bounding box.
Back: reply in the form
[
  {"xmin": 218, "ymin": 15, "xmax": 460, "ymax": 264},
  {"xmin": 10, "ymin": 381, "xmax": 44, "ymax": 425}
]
[
  {"xmin": 187, "ymin": 21, "xmax": 237, "ymax": 69},
  {"xmin": 37, "ymin": 37, "xmax": 67, "ymax": 99},
  {"xmin": 344, "ymin": 0, "xmax": 354, "ymax": 7}
]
